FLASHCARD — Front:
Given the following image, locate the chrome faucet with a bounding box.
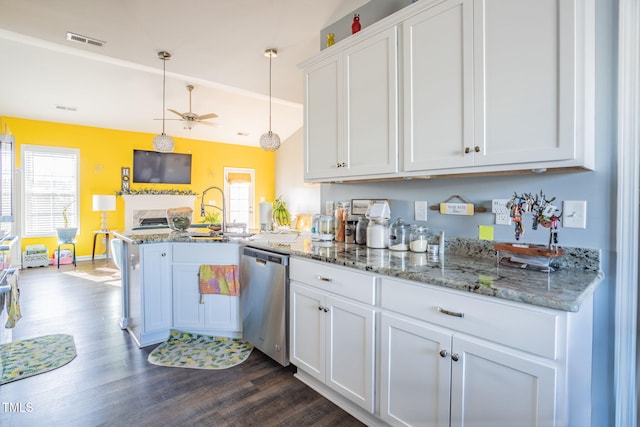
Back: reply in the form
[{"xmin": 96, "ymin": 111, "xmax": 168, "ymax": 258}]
[{"xmin": 200, "ymin": 186, "xmax": 226, "ymax": 233}]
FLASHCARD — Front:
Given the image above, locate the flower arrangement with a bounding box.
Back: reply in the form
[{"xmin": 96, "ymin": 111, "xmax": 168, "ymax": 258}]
[{"xmin": 116, "ymin": 188, "xmax": 198, "ymax": 196}]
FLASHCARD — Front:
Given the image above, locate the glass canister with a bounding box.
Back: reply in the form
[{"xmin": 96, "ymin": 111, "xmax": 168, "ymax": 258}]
[
  {"xmin": 334, "ymin": 201, "xmax": 349, "ymax": 242},
  {"xmin": 345, "ymin": 215, "xmax": 358, "ymax": 243},
  {"xmin": 318, "ymin": 215, "xmax": 335, "ymax": 241},
  {"xmin": 356, "ymin": 217, "xmax": 368, "ymax": 245},
  {"xmin": 409, "ymin": 225, "xmax": 430, "ymax": 253},
  {"xmin": 389, "ymin": 218, "xmax": 411, "ymax": 251},
  {"xmin": 366, "ymin": 219, "xmax": 389, "ymax": 249}
]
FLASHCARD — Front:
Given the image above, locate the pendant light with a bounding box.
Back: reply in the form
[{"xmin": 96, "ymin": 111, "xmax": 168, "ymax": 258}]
[
  {"xmin": 259, "ymin": 48, "xmax": 281, "ymax": 151},
  {"xmin": 152, "ymin": 51, "xmax": 175, "ymax": 153}
]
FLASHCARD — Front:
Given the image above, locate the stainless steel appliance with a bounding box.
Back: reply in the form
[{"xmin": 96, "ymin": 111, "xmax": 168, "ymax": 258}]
[{"xmin": 240, "ymin": 246, "xmax": 289, "ymax": 366}]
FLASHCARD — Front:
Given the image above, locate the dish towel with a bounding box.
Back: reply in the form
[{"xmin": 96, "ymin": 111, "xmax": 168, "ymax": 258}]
[
  {"xmin": 5, "ymin": 272, "xmax": 21, "ymax": 328},
  {"xmin": 198, "ymin": 265, "xmax": 239, "ymax": 303}
]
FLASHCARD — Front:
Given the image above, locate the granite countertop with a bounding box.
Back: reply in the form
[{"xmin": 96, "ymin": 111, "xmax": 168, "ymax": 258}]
[{"xmin": 112, "ymin": 229, "xmax": 603, "ymax": 313}]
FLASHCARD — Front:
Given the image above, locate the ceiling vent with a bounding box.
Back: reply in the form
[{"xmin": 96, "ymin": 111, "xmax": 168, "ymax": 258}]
[
  {"xmin": 66, "ymin": 32, "xmax": 105, "ymax": 47},
  {"xmin": 55, "ymin": 104, "xmax": 78, "ymax": 112}
]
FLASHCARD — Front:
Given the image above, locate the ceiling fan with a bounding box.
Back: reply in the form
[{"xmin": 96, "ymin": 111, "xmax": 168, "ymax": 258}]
[{"xmin": 166, "ymin": 85, "xmax": 219, "ymax": 129}]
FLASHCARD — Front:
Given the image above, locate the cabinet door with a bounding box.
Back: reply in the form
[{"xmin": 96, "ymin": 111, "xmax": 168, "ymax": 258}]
[
  {"xmin": 289, "ymin": 282, "xmax": 325, "ymax": 382},
  {"xmin": 380, "ymin": 313, "xmax": 452, "ymax": 427},
  {"xmin": 343, "ymin": 26, "xmax": 399, "ymax": 177},
  {"xmin": 403, "ymin": 0, "xmax": 474, "ymax": 172},
  {"xmin": 450, "ymin": 335, "xmax": 556, "ymax": 427},
  {"xmin": 172, "ymin": 263, "xmax": 204, "ymax": 329},
  {"xmin": 141, "ymin": 244, "xmax": 172, "ymax": 334},
  {"xmin": 304, "ymin": 56, "xmax": 342, "ymax": 180},
  {"xmin": 326, "ymin": 295, "xmax": 376, "ymax": 413},
  {"xmin": 202, "ymin": 294, "xmax": 240, "ymax": 331},
  {"xmin": 473, "ymin": 0, "xmax": 577, "ymax": 166}
]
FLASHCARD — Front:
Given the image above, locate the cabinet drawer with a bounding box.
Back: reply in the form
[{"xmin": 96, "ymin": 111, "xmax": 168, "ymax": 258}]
[
  {"xmin": 381, "ymin": 278, "xmax": 559, "ymax": 359},
  {"xmin": 172, "ymin": 243, "xmax": 240, "ymax": 264},
  {"xmin": 291, "ymin": 258, "xmax": 376, "ymax": 305}
]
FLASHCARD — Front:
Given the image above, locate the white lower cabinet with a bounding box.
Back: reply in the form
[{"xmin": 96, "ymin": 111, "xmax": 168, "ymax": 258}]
[
  {"xmin": 171, "ymin": 243, "xmax": 240, "ymax": 335},
  {"xmin": 289, "ymin": 258, "xmax": 376, "ymax": 413},
  {"xmin": 380, "ymin": 313, "xmax": 556, "ymax": 427}
]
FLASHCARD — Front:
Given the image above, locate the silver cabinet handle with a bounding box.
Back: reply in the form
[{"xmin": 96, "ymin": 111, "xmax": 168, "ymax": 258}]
[
  {"xmin": 451, "ymin": 353, "xmax": 460, "ymax": 362},
  {"xmin": 437, "ymin": 307, "xmax": 464, "ymax": 318},
  {"xmin": 316, "ymin": 275, "xmax": 333, "ymax": 282},
  {"xmin": 464, "ymin": 147, "xmax": 471, "ymax": 154},
  {"xmin": 161, "ymin": 252, "xmax": 166, "ymax": 257},
  {"xmin": 439, "ymin": 349, "xmax": 448, "ymax": 358},
  {"xmin": 318, "ymin": 306, "xmax": 324, "ymax": 311},
  {"xmin": 474, "ymin": 146, "xmax": 480, "ymax": 153},
  {"xmin": 323, "ymin": 307, "xmax": 330, "ymax": 313}
]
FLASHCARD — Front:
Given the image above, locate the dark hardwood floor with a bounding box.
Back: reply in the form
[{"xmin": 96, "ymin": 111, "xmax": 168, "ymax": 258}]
[{"xmin": 0, "ymin": 260, "xmax": 366, "ymax": 427}]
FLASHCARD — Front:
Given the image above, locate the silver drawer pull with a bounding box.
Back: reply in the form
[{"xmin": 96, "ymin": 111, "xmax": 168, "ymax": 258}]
[
  {"xmin": 437, "ymin": 306, "xmax": 464, "ymax": 318},
  {"xmin": 316, "ymin": 275, "xmax": 333, "ymax": 282}
]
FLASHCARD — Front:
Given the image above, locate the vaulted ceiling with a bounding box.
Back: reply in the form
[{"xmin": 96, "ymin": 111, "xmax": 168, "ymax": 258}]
[{"xmin": 0, "ymin": 0, "xmax": 369, "ymax": 146}]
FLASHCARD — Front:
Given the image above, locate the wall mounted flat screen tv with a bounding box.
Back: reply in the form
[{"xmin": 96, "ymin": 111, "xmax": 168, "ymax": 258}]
[{"xmin": 132, "ymin": 149, "xmax": 192, "ymax": 184}]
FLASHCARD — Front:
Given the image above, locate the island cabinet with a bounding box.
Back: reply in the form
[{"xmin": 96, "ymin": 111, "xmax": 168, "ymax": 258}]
[
  {"xmin": 403, "ymin": 0, "xmax": 594, "ymax": 175},
  {"xmin": 171, "ymin": 243, "xmax": 241, "ymax": 336},
  {"xmin": 289, "ymin": 258, "xmax": 376, "ymax": 413},
  {"xmin": 126, "ymin": 242, "xmax": 173, "ymax": 347},
  {"xmin": 301, "ymin": 25, "xmax": 399, "ymax": 181},
  {"xmin": 379, "ymin": 277, "xmax": 593, "ymax": 427}
]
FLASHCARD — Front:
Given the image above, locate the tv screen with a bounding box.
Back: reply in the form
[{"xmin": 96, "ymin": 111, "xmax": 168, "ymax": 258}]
[{"xmin": 132, "ymin": 150, "xmax": 192, "ymax": 184}]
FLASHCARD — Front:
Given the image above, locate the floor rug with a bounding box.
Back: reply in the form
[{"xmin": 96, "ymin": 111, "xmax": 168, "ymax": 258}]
[
  {"xmin": 0, "ymin": 334, "xmax": 76, "ymax": 385},
  {"xmin": 148, "ymin": 330, "xmax": 253, "ymax": 370}
]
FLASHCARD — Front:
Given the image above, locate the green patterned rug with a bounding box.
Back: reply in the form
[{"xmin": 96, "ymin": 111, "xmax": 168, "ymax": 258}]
[
  {"xmin": 148, "ymin": 330, "xmax": 253, "ymax": 370},
  {"xmin": 0, "ymin": 334, "xmax": 76, "ymax": 385}
]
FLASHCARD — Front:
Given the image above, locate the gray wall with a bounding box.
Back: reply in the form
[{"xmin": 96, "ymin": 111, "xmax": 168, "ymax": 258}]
[{"xmin": 320, "ymin": 0, "xmax": 618, "ymax": 425}]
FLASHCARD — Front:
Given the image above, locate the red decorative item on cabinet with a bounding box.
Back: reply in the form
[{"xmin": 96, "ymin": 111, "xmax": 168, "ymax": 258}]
[{"xmin": 352, "ymin": 14, "xmax": 361, "ymax": 34}]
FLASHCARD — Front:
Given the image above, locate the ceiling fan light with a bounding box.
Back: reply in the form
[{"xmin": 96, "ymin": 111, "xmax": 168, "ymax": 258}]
[
  {"xmin": 152, "ymin": 133, "xmax": 175, "ymax": 152},
  {"xmin": 259, "ymin": 131, "xmax": 281, "ymax": 151}
]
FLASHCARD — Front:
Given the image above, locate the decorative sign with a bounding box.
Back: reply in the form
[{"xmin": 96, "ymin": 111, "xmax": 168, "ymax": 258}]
[
  {"xmin": 440, "ymin": 202, "xmax": 474, "ymax": 216},
  {"xmin": 121, "ymin": 167, "xmax": 130, "ymax": 191}
]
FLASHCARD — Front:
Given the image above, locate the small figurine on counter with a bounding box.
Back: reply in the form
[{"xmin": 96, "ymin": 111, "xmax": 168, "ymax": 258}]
[{"xmin": 352, "ymin": 14, "xmax": 361, "ymax": 34}]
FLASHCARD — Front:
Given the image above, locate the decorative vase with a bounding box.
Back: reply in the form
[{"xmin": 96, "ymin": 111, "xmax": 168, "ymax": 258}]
[
  {"xmin": 352, "ymin": 14, "xmax": 361, "ymax": 34},
  {"xmin": 56, "ymin": 227, "xmax": 78, "ymax": 243}
]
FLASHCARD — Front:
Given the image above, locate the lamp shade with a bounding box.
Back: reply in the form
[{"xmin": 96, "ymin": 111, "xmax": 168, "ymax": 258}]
[{"xmin": 92, "ymin": 195, "xmax": 116, "ymax": 211}]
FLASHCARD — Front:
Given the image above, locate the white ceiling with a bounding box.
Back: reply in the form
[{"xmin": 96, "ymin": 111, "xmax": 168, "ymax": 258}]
[{"xmin": 0, "ymin": 0, "xmax": 369, "ymax": 147}]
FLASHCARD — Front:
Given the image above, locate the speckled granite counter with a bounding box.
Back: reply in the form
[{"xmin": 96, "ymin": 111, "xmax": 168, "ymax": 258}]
[{"xmin": 113, "ymin": 229, "xmax": 603, "ymax": 312}]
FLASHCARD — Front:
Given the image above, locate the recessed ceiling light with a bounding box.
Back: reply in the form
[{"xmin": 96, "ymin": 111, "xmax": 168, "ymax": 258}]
[
  {"xmin": 236, "ymin": 132, "xmax": 249, "ymax": 137},
  {"xmin": 66, "ymin": 32, "xmax": 105, "ymax": 47}
]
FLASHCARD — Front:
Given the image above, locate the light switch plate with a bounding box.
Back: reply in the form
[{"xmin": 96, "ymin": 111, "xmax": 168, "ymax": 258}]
[
  {"xmin": 563, "ymin": 200, "xmax": 587, "ymax": 228},
  {"xmin": 495, "ymin": 213, "xmax": 512, "ymax": 225},
  {"xmin": 414, "ymin": 201, "xmax": 428, "ymax": 221},
  {"xmin": 492, "ymin": 199, "xmax": 510, "ymax": 214}
]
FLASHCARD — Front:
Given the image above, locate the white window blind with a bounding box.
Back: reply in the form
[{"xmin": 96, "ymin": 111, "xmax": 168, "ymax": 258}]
[
  {"xmin": 0, "ymin": 138, "xmax": 14, "ymax": 222},
  {"xmin": 22, "ymin": 146, "xmax": 79, "ymax": 236},
  {"xmin": 224, "ymin": 167, "xmax": 255, "ymax": 228}
]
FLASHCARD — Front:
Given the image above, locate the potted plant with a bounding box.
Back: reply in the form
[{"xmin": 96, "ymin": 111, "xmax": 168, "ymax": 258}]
[
  {"xmin": 56, "ymin": 202, "xmax": 78, "ymax": 243},
  {"xmin": 200, "ymin": 210, "xmax": 222, "ymax": 231}
]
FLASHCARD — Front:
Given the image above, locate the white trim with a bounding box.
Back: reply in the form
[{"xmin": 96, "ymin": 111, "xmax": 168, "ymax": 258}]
[{"xmin": 615, "ymin": 0, "xmax": 640, "ymax": 425}]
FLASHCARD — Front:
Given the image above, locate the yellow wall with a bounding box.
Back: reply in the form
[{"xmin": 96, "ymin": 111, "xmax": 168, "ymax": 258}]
[{"xmin": 1, "ymin": 116, "xmax": 275, "ymax": 258}]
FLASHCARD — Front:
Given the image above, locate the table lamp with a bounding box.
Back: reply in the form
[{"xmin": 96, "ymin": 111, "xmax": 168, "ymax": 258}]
[{"xmin": 92, "ymin": 195, "xmax": 116, "ymax": 231}]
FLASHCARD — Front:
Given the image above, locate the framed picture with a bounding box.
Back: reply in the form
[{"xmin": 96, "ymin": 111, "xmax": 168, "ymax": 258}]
[{"xmin": 351, "ymin": 199, "xmax": 389, "ymax": 215}]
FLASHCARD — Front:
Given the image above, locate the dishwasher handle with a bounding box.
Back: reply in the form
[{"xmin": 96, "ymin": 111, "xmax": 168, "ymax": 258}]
[{"xmin": 242, "ymin": 246, "xmax": 289, "ymax": 266}]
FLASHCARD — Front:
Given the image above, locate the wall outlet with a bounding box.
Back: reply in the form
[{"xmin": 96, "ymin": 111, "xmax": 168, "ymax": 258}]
[
  {"xmin": 491, "ymin": 199, "xmax": 510, "ymax": 214},
  {"xmin": 563, "ymin": 200, "xmax": 587, "ymax": 228},
  {"xmin": 414, "ymin": 201, "xmax": 428, "ymax": 221},
  {"xmin": 495, "ymin": 213, "xmax": 512, "ymax": 226}
]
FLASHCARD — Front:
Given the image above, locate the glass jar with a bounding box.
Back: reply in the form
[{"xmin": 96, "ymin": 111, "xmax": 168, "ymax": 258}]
[
  {"xmin": 318, "ymin": 215, "xmax": 335, "ymax": 241},
  {"xmin": 366, "ymin": 219, "xmax": 389, "ymax": 249},
  {"xmin": 356, "ymin": 217, "xmax": 368, "ymax": 245},
  {"xmin": 345, "ymin": 216, "xmax": 358, "ymax": 243},
  {"xmin": 334, "ymin": 202, "xmax": 349, "ymax": 242},
  {"xmin": 409, "ymin": 225, "xmax": 430, "ymax": 253},
  {"xmin": 389, "ymin": 218, "xmax": 411, "ymax": 251}
]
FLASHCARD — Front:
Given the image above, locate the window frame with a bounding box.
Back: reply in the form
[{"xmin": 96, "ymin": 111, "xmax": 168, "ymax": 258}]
[{"xmin": 21, "ymin": 145, "xmax": 80, "ymax": 238}]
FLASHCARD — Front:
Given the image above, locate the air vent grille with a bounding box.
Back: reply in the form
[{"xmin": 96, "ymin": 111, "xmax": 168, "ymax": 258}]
[
  {"xmin": 55, "ymin": 105, "xmax": 78, "ymax": 112},
  {"xmin": 66, "ymin": 32, "xmax": 105, "ymax": 47}
]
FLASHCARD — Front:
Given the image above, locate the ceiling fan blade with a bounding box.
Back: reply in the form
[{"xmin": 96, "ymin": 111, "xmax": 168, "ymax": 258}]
[
  {"xmin": 196, "ymin": 113, "xmax": 218, "ymax": 120},
  {"xmin": 198, "ymin": 121, "xmax": 219, "ymax": 127},
  {"xmin": 167, "ymin": 109, "xmax": 185, "ymax": 118}
]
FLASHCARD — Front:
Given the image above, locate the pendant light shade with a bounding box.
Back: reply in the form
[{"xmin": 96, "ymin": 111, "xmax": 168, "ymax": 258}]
[
  {"xmin": 259, "ymin": 48, "xmax": 280, "ymax": 151},
  {"xmin": 153, "ymin": 51, "xmax": 175, "ymax": 153}
]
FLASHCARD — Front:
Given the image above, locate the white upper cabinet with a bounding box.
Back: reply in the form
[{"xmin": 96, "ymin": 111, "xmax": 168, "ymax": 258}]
[
  {"xmin": 403, "ymin": 0, "xmax": 474, "ymax": 171},
  {"xmin": 301, "ymin": 0, "xmax": 594, "ymax": 181},
  {"xmin": 302, "ymin": 26, "xmax": 399, "ymax": 181}
]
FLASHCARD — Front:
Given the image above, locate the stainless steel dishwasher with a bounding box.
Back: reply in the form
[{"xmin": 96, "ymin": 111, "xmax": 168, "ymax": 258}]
[{"xmin": 239, "ymin": 246, "xmax": 289, "ymax": 366}]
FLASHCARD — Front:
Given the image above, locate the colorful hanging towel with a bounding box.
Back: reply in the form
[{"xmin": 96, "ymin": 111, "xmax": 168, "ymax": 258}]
[
  {"xmin": 5, "ymin": 272, "xmax": 21, "ymax": 328},
  {"xmin": 198, "ymin": 265, "xmax": 239, "ymax": 299}
]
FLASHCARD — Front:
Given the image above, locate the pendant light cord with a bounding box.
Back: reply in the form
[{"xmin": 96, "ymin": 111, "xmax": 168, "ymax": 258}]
[
  {"xmin": 162, "ymin": 56, "xmax": 167, "ymax": 134},
  {"xmin": 268, "ymin": 53, "xmax": 272, "ymax": 133}
]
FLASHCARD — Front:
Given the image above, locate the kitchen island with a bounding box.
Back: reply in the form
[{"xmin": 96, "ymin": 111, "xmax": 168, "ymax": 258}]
[{"xmin": 114, "ymin": 228, "xmax": 602, "ymax": 427}]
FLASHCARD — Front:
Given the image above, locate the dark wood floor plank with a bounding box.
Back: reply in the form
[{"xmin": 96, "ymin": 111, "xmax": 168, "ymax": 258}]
[{"xmin": 0, "ymin": 261, "xmax": 365, "ymax": 427}]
